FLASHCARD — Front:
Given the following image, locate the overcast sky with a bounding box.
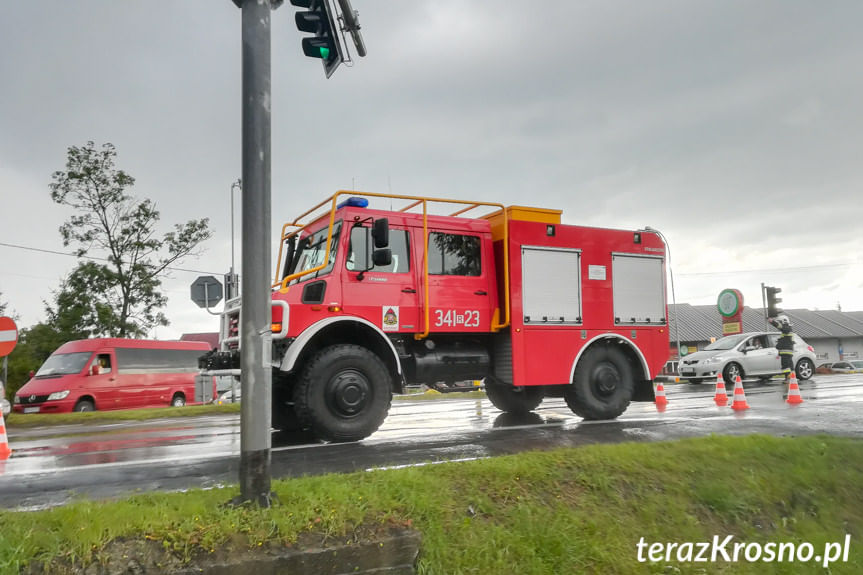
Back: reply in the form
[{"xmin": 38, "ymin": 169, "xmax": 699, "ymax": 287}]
[{"xmin": 1, "ymin": 1, "xmax": 862, "ymax": 339}]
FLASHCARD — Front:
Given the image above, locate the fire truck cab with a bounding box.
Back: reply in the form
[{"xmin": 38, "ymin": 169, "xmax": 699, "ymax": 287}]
[{"xmin": 207, "ymin": 191, "xmax": 670, "ymax": 442}]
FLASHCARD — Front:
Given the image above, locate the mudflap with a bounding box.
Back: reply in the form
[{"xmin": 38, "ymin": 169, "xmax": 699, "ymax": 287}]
[{"xmin": 632, "ymin": 379, "xmax": 656, "ymax": 402}]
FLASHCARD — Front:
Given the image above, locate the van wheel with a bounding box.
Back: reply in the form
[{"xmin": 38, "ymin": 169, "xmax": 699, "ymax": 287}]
[
  {"xmin": 171, "ymin": 394, "xmax": 186, "ymax": 407},
  {"xmin": 565, "ymin": 345, "xmax": 633, "ymax": 420},
  {"xmin": 485, "ymin": 379, "xmax": 543, "ymax": 414},
  {"xmin": 294, "ymin": 345, "xmax": 392, "ymax": 442},
  {"xmin": 73, "ymin": 400, "xmax": 95, "ymax": 412}
]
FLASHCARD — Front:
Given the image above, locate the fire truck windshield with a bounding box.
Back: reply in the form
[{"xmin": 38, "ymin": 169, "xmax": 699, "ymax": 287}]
[{"xmin": 287, "ymin": 221, "xmax": 342, "ymax": 284}]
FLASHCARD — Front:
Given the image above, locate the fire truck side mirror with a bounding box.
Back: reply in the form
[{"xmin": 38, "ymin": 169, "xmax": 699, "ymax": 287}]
[
  {"xmin": 372, "ymin": 248, "xmax": 392, "ymax": 267},
  {"xmin": 372, "ymin": 218, "xmax": 389, "ymax": 249}
]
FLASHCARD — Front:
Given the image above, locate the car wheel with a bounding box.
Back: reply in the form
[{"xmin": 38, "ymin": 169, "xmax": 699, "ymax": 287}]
[
  {"xmin": 73, "ymin": 399, "xmax": 95, "ymax": 412},
  {"xmin": 485, "ymin": 378, "xmax": 544, "ymax": 414},
  {"xmin": 294, "ymin": 344, "xmax": 392, "ymax": 442},
  {"xmin": 723, "ymin": 362, "xmax": 743, "ymax": 384},
  {"xmin": 171, "ymin": 394, "xmax": 186, "ymax": 407},
  {"xmin": 795, "ymin": 358, "xmax": 815, "ymax": 381},
  {"xmin": 565, "ymin": 345, "xmax": 634, "ymax": 420}
]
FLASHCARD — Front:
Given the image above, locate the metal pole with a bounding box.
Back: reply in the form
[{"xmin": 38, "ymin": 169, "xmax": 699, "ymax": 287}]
[
  {"xmin": 644, "ymin": 227, "xmax": 681, "ymax": 369},
  {"xmin": 237, "ymin": 0, "xmax": 273, "ymax": 506},
  {"xmin": 228, "ymin": 179, "xmax": 242, "ymax": 300}
]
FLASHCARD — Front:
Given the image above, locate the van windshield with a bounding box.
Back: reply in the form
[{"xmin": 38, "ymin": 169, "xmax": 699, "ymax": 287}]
[{"xmin": 36, "ymin": 352, "xmax": 93, "ymax": 377}]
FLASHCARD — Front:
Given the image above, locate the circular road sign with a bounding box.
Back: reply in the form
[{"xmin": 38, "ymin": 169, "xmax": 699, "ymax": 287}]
[
  {"xmin": 717, "ymin": 289, "xmax": 743, "ymax": 318},
  {"xmin": 0, "ymin": 316, "xmax": 18, "ymax": 357}
]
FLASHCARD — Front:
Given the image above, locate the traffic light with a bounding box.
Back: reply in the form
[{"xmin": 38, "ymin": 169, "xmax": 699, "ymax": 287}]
[
  {"xmin": 290, "ymin": 0, "xmax": 344, "ymax": 78},
  {"xmin": 765, "ymin": 286, "xmax": 783, "ymax": 318}
]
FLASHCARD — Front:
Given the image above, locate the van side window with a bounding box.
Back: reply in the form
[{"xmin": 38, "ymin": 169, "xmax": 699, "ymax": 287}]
[
  {"xmin": 428, "ymin": 232, "xmax": 481, "ymax": 276},
  {"xmin": 115, "ymin": 348, "xmax": 202, "ymax": 374},
  {"xmin": 347, "ymin": 228, "xmax": 411, "ymax": 273},
  {"xmin": 95, "ymin": 354, "xmax": 112, "ymax": 374}
]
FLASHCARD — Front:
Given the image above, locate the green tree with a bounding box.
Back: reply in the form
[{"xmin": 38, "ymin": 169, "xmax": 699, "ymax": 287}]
[{"xmin": 49, "ymin": 141, "xmax": 212, "ymax": 337}]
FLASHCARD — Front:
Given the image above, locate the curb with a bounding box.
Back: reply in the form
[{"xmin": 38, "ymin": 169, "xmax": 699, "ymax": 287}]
[{"xmin": 174, "ymin": 530, "xmax": 422, "ymax": 575}]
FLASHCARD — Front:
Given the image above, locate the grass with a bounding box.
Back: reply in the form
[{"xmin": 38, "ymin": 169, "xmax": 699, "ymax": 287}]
[
  {"xmin": 0, "ymin": 435, "xmax": 861, "ymax": 573},
  {"xmin": 4, "ymin": 403, "xmax": 241, "ymax": 428}
]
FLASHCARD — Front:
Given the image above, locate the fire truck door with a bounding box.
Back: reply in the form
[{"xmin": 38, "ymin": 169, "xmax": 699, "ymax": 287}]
[
  {"xmin": 423, "ymin": 231, "xmax": 494, "ymax": 333},
  {"xmin": 343, "ymin": 225, "xmax": 419, "ymax": 333}
]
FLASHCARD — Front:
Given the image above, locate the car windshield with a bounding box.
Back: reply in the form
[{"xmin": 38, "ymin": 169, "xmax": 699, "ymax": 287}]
[
  {"xmin": 286, "ymin": 221, "xmax": 342, "ymax": 284},
  {"xmin": 35, "ymin": 352, "xmax": 93, "ymax": 377},
  {"xmin": 852, "ymin": 361, "xmax": 863, "ymax": 369},
  {"xmin": 704, "ymin": 334, "xmax": 749, "ymax": 351}
]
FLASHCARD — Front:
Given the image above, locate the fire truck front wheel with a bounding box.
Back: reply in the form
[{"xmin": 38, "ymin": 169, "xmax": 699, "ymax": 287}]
[
  {"xmin": 485, "ymin": 380, "xmax": 544, "ymax": 414},
  {"xmin": 294, "ymin": 344, "xmax": 393, "ymax": 442},
  {"xmin": 566, "ymin": 345, "xmax": 634, "ymax": 420}
]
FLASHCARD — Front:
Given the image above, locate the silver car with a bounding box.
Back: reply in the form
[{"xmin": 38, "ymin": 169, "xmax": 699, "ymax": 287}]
[{"xmin": 678, "ymin": 331, "xmax": 816, "ymax": 384}]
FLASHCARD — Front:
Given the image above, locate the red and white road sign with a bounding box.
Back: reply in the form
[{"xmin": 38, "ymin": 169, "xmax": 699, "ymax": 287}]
[{"xmin": 0, "ymin": 317, "xmax": 18, "ymax": 357}]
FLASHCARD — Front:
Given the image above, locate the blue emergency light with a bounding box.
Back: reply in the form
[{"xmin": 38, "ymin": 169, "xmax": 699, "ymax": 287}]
[{"xmin": 336, "ymin": 197, "xmax": 369, "ymax": 209}]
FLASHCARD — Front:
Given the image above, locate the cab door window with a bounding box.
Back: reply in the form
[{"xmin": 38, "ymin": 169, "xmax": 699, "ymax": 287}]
[
  {"xmin": 427, "ymin": 232, "xmax": 481, "ymax": 276},
  {"xmin": 347, "ymin": 228, "xmax": 411, "ymax": 273}
]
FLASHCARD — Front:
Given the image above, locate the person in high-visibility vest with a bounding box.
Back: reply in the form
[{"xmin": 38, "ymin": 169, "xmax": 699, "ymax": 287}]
[{"xmin": 769, "ymin": 315, "xmax": 795, "ymax": 383}]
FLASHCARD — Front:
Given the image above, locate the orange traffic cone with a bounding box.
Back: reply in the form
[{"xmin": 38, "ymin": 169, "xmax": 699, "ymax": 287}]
[
  {"xmin": 654, "ymin": 382, "xmax": 668, "ymax": 412},
  {"xmin": 0, "ymin": 410, "xmax": 12, "ymax": 461},
  {"xmin": 713, "ymin": 374, "xmax": 729, "ymax": 407},
  {"xmin": 730, "ymin": 376, "xmax": 750, "ymax": 411},
  {"xmin": 786, "ymin": 372, "xmax": 803, "ymax": 405}
]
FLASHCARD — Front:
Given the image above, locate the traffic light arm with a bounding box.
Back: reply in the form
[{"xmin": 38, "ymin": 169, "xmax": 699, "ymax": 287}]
[{"xmin": 336, "ymin": 0, "xmax": 366, "ymax": 57}]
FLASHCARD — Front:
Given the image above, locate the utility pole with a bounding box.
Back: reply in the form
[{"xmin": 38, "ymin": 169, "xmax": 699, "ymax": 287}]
[{"xmin": 232, "ymin": 0, "xmax": 281, "ymax": 507}]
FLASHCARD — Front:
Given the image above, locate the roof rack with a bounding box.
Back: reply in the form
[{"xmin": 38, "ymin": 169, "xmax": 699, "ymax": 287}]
[{"xmin": 273, "ymin": 190, "xmax": 510, "ymax": 337}]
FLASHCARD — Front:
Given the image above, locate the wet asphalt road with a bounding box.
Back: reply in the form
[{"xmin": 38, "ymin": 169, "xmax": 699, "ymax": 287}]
[{"xmin": 2, "ymin": 374, "xmax": 862, "ymax": 510}]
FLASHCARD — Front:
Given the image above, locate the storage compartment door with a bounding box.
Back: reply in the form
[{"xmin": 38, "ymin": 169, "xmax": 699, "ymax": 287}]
[
  {"xmin": 612, "ymin": 254, "xmax": 666, "ymax": 325},
  {"xmin": 521, "ymin": 247, "xmax": 581, "ymax": 324}
]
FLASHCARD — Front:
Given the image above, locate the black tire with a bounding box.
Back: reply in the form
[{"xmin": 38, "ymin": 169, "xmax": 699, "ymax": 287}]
[
  {"xmin": 485, "ymin": 380, "xmax": 543, "ymax": 414},
  {"xmin": 294, "ymin": 344, "xmax": 392, "ymax": 442},
  {"xmin": 565, "ymin": 345, "xmax": 634, "ymax": 420},
  {"xmin": 73, "ymin": 399, "xmax": 95, "ymax": 412},
  {"xmin": 796, "ymin": 358, "xmax": 815, "ymax": 381},
  {"xmin": 171, "ymin": 394, "xmax": 186, "ymax": 407},
  {"xmin": 723, "ymin": 362, "xmax": 743, "ymax": 384}
]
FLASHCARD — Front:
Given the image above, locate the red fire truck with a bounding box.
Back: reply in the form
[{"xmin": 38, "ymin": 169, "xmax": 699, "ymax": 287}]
[{"xmin": 205, "ymin": 191, "xmax": 670, "ymax": 442}]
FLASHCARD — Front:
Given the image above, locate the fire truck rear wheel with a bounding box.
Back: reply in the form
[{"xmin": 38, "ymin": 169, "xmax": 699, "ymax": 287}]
[
  {"xmin": 565, "ymin": 345, "xmax": 634, "ymax": 420},
  {"xmin": 485, "ymin": 380, "xmax": 544, "ymax": 414},
  {"xmin": 294, "ymin": 344, "xmax": 392, "ymax": 442}
]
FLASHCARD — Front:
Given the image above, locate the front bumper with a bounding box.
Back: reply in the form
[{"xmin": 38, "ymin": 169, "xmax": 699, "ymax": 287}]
[{"xmin": 12, "ymin": 397, "xmax": 77, "ymax": 414}]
